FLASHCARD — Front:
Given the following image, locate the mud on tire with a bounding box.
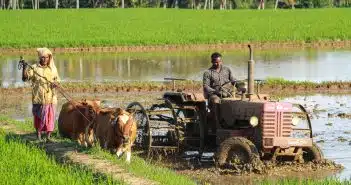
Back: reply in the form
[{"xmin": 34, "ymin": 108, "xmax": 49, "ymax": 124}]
[
  {"xmin": 303, "ymin": 142, "xmax": 324, "ymax": 162},
  {"xmin": 215, "ymin": 137, "xmax": 263, "ymax": 172}
]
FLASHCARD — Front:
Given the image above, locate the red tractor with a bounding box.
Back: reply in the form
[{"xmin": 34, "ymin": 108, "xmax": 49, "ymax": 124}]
[{"xmin": 126, "ymin": 45, "xmax": 323, "ymax": 168}]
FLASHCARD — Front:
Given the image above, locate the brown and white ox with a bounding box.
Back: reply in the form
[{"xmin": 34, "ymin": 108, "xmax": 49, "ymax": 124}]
[
  {"xmin": 58, "ymin": 99, "xmax": 101, "ymax": 147},
  {"xmin": 94, "ymin": 108, "xmax": 137, "ymax": 163}
]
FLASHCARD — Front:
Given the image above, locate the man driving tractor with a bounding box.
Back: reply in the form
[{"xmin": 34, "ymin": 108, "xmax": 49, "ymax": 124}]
[{"xmin": 203, "ymin": 52, "xmax": 237, "ymax": 133}]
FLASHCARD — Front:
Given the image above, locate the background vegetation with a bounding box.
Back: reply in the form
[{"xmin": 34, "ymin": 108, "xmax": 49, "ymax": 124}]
[{"xmin": 0, "ymin": 9, "xmax": 350, "ymax": 48}]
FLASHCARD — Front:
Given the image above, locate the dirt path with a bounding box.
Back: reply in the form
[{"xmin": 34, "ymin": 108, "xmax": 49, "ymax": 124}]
[{"xmin": 0, "ymin": 122, "xmax": 158, "ymax": 185}]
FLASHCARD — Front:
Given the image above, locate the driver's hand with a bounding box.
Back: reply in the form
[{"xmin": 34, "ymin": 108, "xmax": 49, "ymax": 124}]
[
  {"xmin": 50, "ymin": 82, "xmax": 58, "ymax": 89},
  {"xmin": 214, "ymin": 91, "xmax": 221, "ymax": 96}
]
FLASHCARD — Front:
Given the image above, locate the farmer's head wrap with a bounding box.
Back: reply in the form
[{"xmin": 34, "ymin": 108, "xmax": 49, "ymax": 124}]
[
  {"xmin": 36, "ymin": 47, "xmax": 59, "ymax": 81},
  {"xmin": 37, "ymin": 48, "xmax": 58, "ymax": 72}
]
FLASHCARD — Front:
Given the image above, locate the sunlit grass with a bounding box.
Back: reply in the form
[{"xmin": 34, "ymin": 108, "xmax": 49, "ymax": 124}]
[
  {"xmin": 0, "ymin": 128, "xmax": 121, "ymax": 185},
  {"xmin": 0, "ymin": 115, "xmax": 197, "ymax": 185}
]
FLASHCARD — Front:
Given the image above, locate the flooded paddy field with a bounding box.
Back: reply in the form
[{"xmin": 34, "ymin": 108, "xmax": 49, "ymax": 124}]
[{"xmin": 2, "ymin": 48, "xmax": 351, "ymax": 88}]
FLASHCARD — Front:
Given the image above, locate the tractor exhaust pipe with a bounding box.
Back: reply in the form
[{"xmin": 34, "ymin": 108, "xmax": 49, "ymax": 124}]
[{"xmin": 248, "ymin": 45, "xmax": 254, "ymax": 101}]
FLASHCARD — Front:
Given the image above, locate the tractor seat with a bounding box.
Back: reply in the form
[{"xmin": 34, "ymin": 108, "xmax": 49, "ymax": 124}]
[
  {"xmin": 163, "ymin": 92, "xmax": 206, "ymax": 103},
  {"xmin": 183, "ymin": 92, "xmax": 206, "ymax": 102}
]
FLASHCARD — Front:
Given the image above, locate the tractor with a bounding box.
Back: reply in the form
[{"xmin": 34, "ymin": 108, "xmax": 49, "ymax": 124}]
[{"xmin": 126, "ymin": 45, "xmax": 323, "ymax": 168}]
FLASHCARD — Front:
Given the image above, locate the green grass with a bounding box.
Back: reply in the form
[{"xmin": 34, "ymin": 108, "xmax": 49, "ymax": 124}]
[
  {"xmin": 0, "ymin": 8, "xmax": 350, "ymax": 48},
  {"xmin": 0, "ymin": 115, "xmax": 197, "ymax": 185},
  {"xmin": 0, "ymin": 115, "xmax": 36, "ymax": 132},
  {"xmin": 265, "ymin": 77, "xmax": 317, "ymax": 87},
  {"xmin": 0, "ymin": 129, "xmax": 122, "ymax": 185},
  {"xmin": 264, "ymin": 77, "xmax": 351, "ymax": 88}
]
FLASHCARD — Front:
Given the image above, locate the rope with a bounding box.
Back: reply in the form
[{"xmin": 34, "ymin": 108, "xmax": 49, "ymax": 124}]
[{"xmin": 18, "ymin": 58, "xmax": 94, "ymax": 125}]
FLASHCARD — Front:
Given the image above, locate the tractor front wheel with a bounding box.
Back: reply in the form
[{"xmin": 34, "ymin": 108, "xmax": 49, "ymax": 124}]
[
  {"xmin": 302, "ymin": 142, "xmax": 324, "ymax": 162},
  {"xmin": 216, "ymin": 137, "xmax": 263, "ymax": 172}
]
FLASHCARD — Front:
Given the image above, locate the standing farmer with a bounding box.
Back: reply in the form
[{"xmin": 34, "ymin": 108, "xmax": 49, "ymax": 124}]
[{"xmin": 22, "ymin": 48, "xmax": 60, "ymax": 141}]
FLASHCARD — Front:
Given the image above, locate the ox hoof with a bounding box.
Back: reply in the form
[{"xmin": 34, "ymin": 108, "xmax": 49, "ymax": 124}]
[
  {"xmin": 116, "ymin": 150, "xmax": 123, "ymax": 158},
  {"xmin": 110, "ymin": 148, "xmax": 117, "ymax": 154}
]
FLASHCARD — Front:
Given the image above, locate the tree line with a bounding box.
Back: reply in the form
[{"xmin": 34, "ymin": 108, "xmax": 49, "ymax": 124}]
[{"xmin": 1, "ymin": 0, "xmax": 350, "ymax": 10}]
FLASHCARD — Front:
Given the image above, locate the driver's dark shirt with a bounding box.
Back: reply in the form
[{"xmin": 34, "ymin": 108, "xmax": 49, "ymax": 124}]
[{"xmin": 203, "ymin": 65, "xmax": 236, "ymax": 99}]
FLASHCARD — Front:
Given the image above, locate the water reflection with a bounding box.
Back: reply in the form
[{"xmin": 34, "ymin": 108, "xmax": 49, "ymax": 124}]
[{"xmin": 1, "ymin": 48, "xmax": 351, "ymax": 87}]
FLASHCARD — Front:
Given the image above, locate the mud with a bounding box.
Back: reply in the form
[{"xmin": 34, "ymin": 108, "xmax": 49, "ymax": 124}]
[
  {"xmin": 328, "ymin": 113, "xmax": 351, "ymax": 119},
  {"xmin": 1, "ymin": 40, "xmax": 351, "ymax": 54},
  {"xmin": 146, "ymin": 148, "xmax": 342, "ymax": 184},
  {"xmin": 2, "ymin": 81, "xmax": 351, "ymax": 97},
  {"xmin": 177, "ymin": 160, "xmax": 342, "ymax": 184}
]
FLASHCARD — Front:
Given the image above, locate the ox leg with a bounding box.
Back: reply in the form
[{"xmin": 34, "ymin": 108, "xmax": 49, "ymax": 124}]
[
  {"xmin": 126, "ymin": 151, "xmax": 131, "ymax": 163},
  {"xmin": 116, "ymin": 147, "xmax": 123, "ymax": 158},
  {"xmin": 126, "ymin": 146, "xmax": 131, "ymax": 163},
  {"xmin": 77, "ymin": 137, "xmax": 82, "ymax": 146},
  {"xmin": 73, "ymin": 132, "xmax": 81, "ymax": 145},
  {"xmin": 78, "ymin": 134, "xmax": 87, "ymax": 147},
  {"xmin": 87, "ymin": 130, "xmax": 95, "ymax": 147}
]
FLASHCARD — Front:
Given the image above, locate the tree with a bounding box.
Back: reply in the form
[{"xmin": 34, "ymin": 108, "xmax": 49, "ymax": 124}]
[{"xmin": 1, "ymin": 0, "xmax": 4, "ymax": 9}]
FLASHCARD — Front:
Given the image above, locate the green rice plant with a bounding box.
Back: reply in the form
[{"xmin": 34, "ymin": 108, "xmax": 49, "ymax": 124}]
[
  {"xmin": 0, "ymin": 129, "xmax": 122, "ymax": 185},
  {"xmin": 0, "ymin": 8, "xmax": 350, "ymax": 48},
  {"xmin": 0, "ymin": 115, "xmax": 197, "ymax": 185}
]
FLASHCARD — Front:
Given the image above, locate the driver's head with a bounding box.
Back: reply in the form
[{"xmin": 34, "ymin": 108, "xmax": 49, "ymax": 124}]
[{"xmin": 211, "ymin": 52, "xmax": 222, "ymax": 69}]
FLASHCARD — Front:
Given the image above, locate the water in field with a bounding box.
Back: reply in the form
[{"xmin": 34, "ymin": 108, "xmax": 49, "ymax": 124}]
[{"xmin": 1, "ymin": 48, "xmax": 351, "ymax": 87}]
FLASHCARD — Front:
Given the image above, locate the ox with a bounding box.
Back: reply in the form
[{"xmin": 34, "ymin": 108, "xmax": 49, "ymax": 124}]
[
  {"xmin": 94, "ymin": 108, "xmax": 137, "ymax": 163},
  {"xmin": 58, "ymin": 99, "xmax": 101, "ymax": 147}
]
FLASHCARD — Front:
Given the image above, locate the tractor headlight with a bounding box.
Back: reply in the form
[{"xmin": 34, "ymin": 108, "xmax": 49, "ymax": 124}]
[
  {"xmin": 250, "ymin": 116, "xmax": 259, "ymax": 127},
  {"xmin": 292, "ymin": 116, "xmax": 300, "ymax": 126}
]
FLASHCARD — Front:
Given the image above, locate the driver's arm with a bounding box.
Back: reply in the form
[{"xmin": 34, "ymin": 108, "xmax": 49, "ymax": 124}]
[
  {"xmin": 229, "ymin": 69, "xmax": 237, "ymax": 85},
  {"xmin": 203, "ymin": 71, "xmax": 217, "ymax": 95}
]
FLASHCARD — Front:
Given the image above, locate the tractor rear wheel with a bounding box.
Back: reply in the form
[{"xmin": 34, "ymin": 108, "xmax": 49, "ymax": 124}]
[
  {"xmin": 302, "ymin": 142, "xmax": 324, "ymax": 162},
  {"xmin": 216, "ymin": 137, "xmax": 262, "ymax": 170}
]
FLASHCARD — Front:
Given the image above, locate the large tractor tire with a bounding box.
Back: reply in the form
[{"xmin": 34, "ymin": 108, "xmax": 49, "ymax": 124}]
[
  {"xmin": 302, "ymin": 142, "xmax": 324, "ymax": 162},
  {"xmin": 216, "ymin": 137, "xmax": 263, "ymax": 172}
]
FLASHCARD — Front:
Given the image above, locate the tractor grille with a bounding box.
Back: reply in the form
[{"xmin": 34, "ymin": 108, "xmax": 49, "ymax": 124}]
[{"xmin": 262, "ymin": 110, "xmax": 292, "ymax": 147}]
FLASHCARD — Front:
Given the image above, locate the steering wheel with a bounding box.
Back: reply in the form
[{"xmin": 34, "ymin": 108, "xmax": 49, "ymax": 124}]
[{"xmin": 214, "ymin": 81, "xmax": 235, "ymax": 98}]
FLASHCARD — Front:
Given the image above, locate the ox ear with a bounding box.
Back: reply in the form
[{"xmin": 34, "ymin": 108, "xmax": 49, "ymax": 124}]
[
  {"xmin": 114, "ymin": 108, "xmax": 129, "ymax": 116},
  {"xmin": 110, "ymin": 115, "xmax": 116, "ymax": 123},
  {"xmin": 114, "ymin": 108, "xmax": 122, "ymax": 115},
  {"xmin": 128, "ymin": 111, "xmax": 135, "ymax": 118},
  {"xmin": 95, "ymin": 100, "xmax": 101, "ymax": 107}
]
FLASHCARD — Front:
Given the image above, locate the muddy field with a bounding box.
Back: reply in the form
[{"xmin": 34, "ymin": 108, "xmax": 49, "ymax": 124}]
[{"xmin": 1, "ymin": 90, "xmax": 351, "ymax": 184}]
